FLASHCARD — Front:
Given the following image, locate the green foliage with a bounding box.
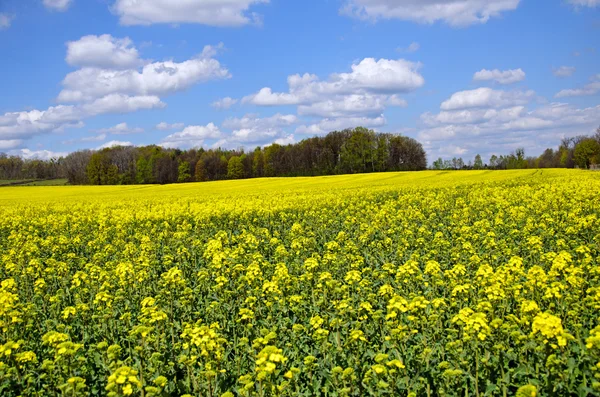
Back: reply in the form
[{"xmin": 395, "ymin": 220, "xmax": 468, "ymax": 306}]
[
  {"xmin": 86, "ymin": 150, "xmax": 119, "ymax": 185},
  {"xmin": 227, "ymin": 156, "xmax": 245, "ymax": 179},
  {"xmin": 473, "ymin": 154, "xmax": 483, "ymax": 169},
  {"xmin": 574, "ymin": 138, "xmax": 600, "ymax": 169},
  {"xmin": 136, "ymin": 157, "xmax": 154, "ymax": 184},
  {"xmin": 178, "ymin": 161, "xmax": 191, "ymax": 183}
]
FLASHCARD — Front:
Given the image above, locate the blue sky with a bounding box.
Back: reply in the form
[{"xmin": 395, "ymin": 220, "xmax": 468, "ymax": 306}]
[{"xmin": 0, "ymin": 0, "xmax": 599, "ymax": 163}]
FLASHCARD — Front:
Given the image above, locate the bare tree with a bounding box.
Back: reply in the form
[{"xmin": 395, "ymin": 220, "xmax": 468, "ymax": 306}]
[{"xmin": 62, "ymin": 150, "xmax": 93, "ymax": 185}]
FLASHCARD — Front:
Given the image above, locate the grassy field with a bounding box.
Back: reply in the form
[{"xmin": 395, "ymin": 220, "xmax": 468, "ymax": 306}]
[
  {"xmin": 0, "ymin": 179, "xmax": 36, "ymax": 186},
  {"xmin": 0, "ymin": 169, "xmax": 599, "ymax": 396},
  {"xmin": 0, "ymin": 178, "xmax": 68, "ymax": 187}
]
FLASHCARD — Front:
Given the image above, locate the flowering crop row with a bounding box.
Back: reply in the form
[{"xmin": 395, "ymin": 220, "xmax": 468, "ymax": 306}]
[{"xmin": 0, "ymin": 169, "xmax": 599, "ymax": 396}]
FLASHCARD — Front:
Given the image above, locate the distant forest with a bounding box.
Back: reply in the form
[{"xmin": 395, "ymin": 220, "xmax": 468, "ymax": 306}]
[
  {"xmin": 431, "ymin": 127, "xmax": 600, "ymax": 171},
  {"xmin": 1, "ymin": 126, "xmax": 599, "ymax": 185},
  {"xmin": 0, "ymin": 128, "xmax": 427, "ymax": 185}
]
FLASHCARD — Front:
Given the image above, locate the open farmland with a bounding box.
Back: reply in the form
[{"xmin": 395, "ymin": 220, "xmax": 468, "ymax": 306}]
[{"xmin": 1, "ymin": 169, "xmax": 600, "ymax": 396}]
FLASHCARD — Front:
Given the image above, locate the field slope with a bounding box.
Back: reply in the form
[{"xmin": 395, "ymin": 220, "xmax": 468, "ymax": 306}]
[{"xmin": 0, "ymin": 169, "xmax": 599, "ymax": 396}]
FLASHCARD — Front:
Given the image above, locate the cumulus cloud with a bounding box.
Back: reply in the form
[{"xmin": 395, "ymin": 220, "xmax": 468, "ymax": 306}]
[
  {"xmin": 341, "ymin": 0, "xmax": 521, "ymax": 27},
  {"xmin": 419, "ymin": 83, "xmax": 600, "ymax": 162},
  {"xmin": 273, "ymin": 135, "xmax": 296, "ymax": 145},
  {"xmin": 0, "ymin": 95, "xmax": 162, "ymax": 142},
  {"xmin": 97, "ymin": 140, "xmax": 134, "ymax": 149},
  {"xmin": 295, "ymin": 116, "xmax": 386, "ymax": 135},
  {"xmin": 66, "ymin": 35, "xmax": 144, "ymax": 70},
  {"xmin": 555, "ymin": 74, "xmax": 600, "ymax": 98},
  {"xmin": 221, "ymin": 113, "xmax": 298, "ymax": 143},
  {"xmin": 243, "ymin": 87, "xmax": 299, "ymax": 106},
  {"xmin": 158, "ymin": 114, "xmax": 300, "ymax": 149},
  {"xmin": 96, "ymin": 122, "xmax": 144, "ymax": 135},
  {"xmin": 297, "ymin": 94, "xmax": 394, "ymax": 118},
  {"xmin": 236, "ymin": 58, "xmax": 423, "ymax": 137},
  {"xmin": 112, "ymin": 0, "xmax": 268, "ymax": 27},
  {"xmin": 553, "ymin": 66, "xmax": 576, "ymax": 77},
  {"xmin": 16, "ymin": 148, "xmax": 69, "ymax": 160},
  {"xmin": 212, "ymin": 97, "xmax": 239, "ymax": 110},
  {"xmin": 80, "ymin": 94, "xmax": 165, "ymax": 116},
  {"xmin": 0, "ymin": 140, "xmax": 23, "ymax": 150},
  {"xmin": 58, "ymin": 57, "xmax": 230, "ymax": 102},
  {"xmin": 473, "ymin": 68, "xmax": 525, "ymax": 84},
  {"xmin": 2, "ymin": 34, "xmax": 234, "ymax": 150},
  {"xmin": 156, "ymin": 122, "xmax": 185, "ymax": 131},
  {"xmin": 43, "ymin": 0, "xmax": 73, "ymax": 11},
  {"xmin": 1, "ymin": 35, "xmax": 230, "ymax": 149},
  {"xmin": 222, "ymin": 113, "xmax": 297, "ymax": 130},
  {"xmin": 0, "ymin": 13, "xmax": 13, "ymax": 30},
  {"xmin": 243, "ymin": 58, "xmax": 423, "ymax": 107},
  {"xmin": 160, "ymin": 123, "xmax": 223, "ymax": 149},
  {"xmin": 440, "ymin": 87, "xmax": 535, "ymax": 110}
]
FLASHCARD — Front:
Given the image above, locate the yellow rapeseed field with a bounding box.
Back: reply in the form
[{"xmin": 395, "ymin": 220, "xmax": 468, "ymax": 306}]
[{"xmin": 1, "ymin": 169, "xmax": 599, "ymax": 396}]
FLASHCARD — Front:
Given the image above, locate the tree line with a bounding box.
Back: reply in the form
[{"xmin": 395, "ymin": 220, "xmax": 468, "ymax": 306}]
[
  {"xmin": 0, "ymin": 127, "xmax": 427, "ymax": 185},
  {"xmin": 2, "ymin": 126, "xmax": 599, "ymax": 185},
  {"xmin": 431, "ymin": 126, "xmax": 600, "ymax": 171}
]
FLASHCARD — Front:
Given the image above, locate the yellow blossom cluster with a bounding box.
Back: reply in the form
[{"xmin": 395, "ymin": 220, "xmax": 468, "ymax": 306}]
[{"xmin": 0, "ymin": 169, "xmax": 598, "ymax": 395}]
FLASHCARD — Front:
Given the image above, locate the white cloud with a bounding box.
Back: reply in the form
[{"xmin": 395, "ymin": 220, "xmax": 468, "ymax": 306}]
[
  {"xmin": 553, "ymin": 66, "xmax": 576, "ymax": 77},
  {"xmin": 222, "ymin": 113, "xmax": 297, "ymax": 130},
  {"xmin": 419, "ymin": 84, "xmax": 600, "ymax": 161},
  {"xmin": 156, "ymin": 122, "xmax": 185, "ymax": 131},
  {"xmin": 160, "ymin": 123, "xmax": 222, "ymax": 149},
  {"xmin": 0, "ymin": 13, "xmax": 13, "ymax": 30},
  {"xmin": 438, "ymin": 144, "xmax": 468, "ymax": 157},
  {"xmin": 297, "ymin": 94, "xmax": 392, "ymax": 118},
  {"xmin": 96, "ymin": 122, "xmax": 144, "ymax": 135},
  {"xmin": 212, "ymin": 97, "xmax": 239, "ymax": 110},
  {"xmin": 97, "ymin": 141, "xmax": 134, "ymax": 149},
  {"xmin": 243, "ymin": 87, "xmax": 299, "ymax": 106},
  {"xmin": 112, "ymin": 0, "xmax": 268, "ymax": 27},
  {"xmin": 473, "ymin": 68, "xmax": 525, "ymax": 84},
  {"xmin": 58, "ymin": 57, "xmax": 230, "ymax": 102},
  {"xmin": 0, "ymin": 140, "xmax": 23, "ymax": 150},
  {"xmin": 43, "ymin": 0, "xmax": 73, "ymax": 11},
  {"xmin": 17, "ymin": 148, "xmax": 69, "ymax": 160},
  {"xmin": 274, "ymin": 135, "xmax": 296, "ymax": 145},
  {"xmin": 397, "ymin": 42, "xmax": 420, "ymax": 53},
  {"xmin": 1, "ymin": 35, "xmax": 229, "ymax": 149},
  {"xmin": 243, "ymin": 58, "xmax": 423, "ymax": 107},
  {"xmin": 555, "ymin": 74, "xmax": 600, "ymax": 98},
  {"xmin": 80, "ymin": 94, "xmax": 165, "ymax": 115},
  {"xmin": 440, "ymin": 87, "xmax": 535, "ymax": 110},
  {"xmin": 238, "ymin": 58, "xmax": 418, "ymax": 135},
  {"xmin": 237, "ymin": 58, "xmax": 422, "ymax": 137},
  {"xmin": 421, "ymin": 106, "xmax": 527, "ymax": 126},
  {"xmin": 568, "ymin": 0, "xmax": 600, "ymax": 7},
  {"xmin": 222, "ymin": 113, "xmax": 297, "ymax": 143},
  {"xmin": 342, "ymin": 0, "xmax": 521, "ymax": 27},
  {"xmin": 0, "ymin": 95, "xmax": 162, "ymax": 142},
  {"xmin": 66, "ymin": 35, "xmax": 144, "ymax": 70},
  {"xmin": 295, "ymin": 116, "xmax": 386, "ymax": 135}
]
